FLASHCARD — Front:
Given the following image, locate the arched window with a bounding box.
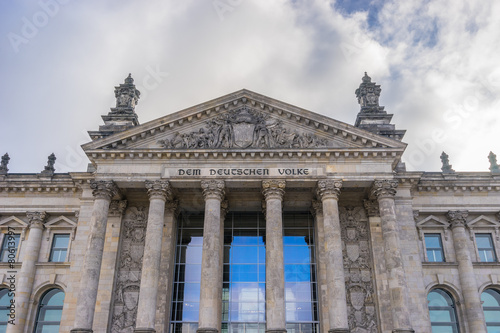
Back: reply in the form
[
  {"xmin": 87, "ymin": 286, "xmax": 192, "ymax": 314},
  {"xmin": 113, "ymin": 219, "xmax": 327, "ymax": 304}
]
[
  {"xmin": 482, "ymin": 289, "xmax": 500, "ymax": 332},
  {"xmin": 428, "ymin": 289, "xmax": 460, "ymax": 333},
  {"xmin": 33, "ymin": 289, "xmax": 65, "ymax": 332},
  {"xmin": 0, "ymin": 288, "xmax": 12, "ymax": 332}
]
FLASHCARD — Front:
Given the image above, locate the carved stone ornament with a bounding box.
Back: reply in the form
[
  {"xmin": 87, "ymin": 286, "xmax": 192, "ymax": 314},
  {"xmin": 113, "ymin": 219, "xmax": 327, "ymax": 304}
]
[
  {"xmin": 165, "ymin": 200, "xmax": 179, "ymax": 216},
  {"xmin": 111, "ymin": 206, "xmax": 148, "ymax": 333},
  {"xmin": 340, "ymin": 206, "xmax": 378, "ymax": 332},
  {"xmin": 109, "ymin": 200, "xmax": 128, "ymax": 217},
  {"xmin": 90, "ymin": 180, "xmax": 119, "ymax": 200},
  {"xmin": 355, "ymin": 72, "xmax": 383, "ymax": 113},
  {"xmin": 221, "ymin": 200, "xmax": 229, "ymax": 219},
  {"xmin": 0, "ymin": 153, "xmax": 9, "ymax": 175},
  {"xmin": 26, "ymin": 211, "xmax": 48, "ymax": 229},
  {"xmin": 262, "ymin": 179, "xmax": 286, "ymax": 200},
  {"xmin": 113, "ymin": 74, "xmax": 140, "ymax": 112},
  {"xmin": 370, "ymin": 179, "xmax": 398, "ymax": 199},
  {"xmin": 363, "ymin": 200, "xmax": 379, "ymax": 217},
  {"xmin": 310, "ymin": 199, "xmax": 323, "ymax": 216},
  {"xmin": 40, "ymin": 153, "xmax": 56, "ymax": 176},
  {"xmin": 145, "ymin": 180, "xmax": 172, "ymax": 201},
  {"xmin": 316, "ymin": 179, "xmax": 342, "ymax": 201},
  {"xmin": 489, "ymin": 151, "xmax": 500, "ymax": 173},
  {"xmin": 157, "ymin": 105, "xmax": 328, "ymax": 150},
  {"xmin": 201, "ymin": 180, "xmax": 225, "ymax": 201},
  {"xmin": 446, "ymin": 210, "xmax": 468, "ymax": 228},
  {"xmin": 440, "ymin": 151, "xmax": 455, "ymax": 173}
]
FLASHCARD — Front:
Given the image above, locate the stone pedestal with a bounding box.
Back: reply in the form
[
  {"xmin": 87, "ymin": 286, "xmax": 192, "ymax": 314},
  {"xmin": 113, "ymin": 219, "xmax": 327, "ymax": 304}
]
[
  {"xmin": 71, "ymin": 180, "xmax": 118, "ymax": 333},
  {"xmin": 447, "ymin": 210, "xmax": 487, "ymax": 333},
  {"xmin": 197, "ymin": 180, "xmax": 225, "ymax": 333},
  {"xmin": 135, "ymin": 181, "xmax": 172, "ymax": 333},
  {"xmin": 316, "ymin": 180, "xmax": 349, "ymax": 333},
  {"xmin": 7, "ymin": 212, "xmax": 47, "ymax": 333},
  {"xmin": 371, "ymin": 180, "xmax": 414, "ymax": 333},
  {"xmin": 262, "ymin": 180, "xmax": 287, "ymax": 333}
]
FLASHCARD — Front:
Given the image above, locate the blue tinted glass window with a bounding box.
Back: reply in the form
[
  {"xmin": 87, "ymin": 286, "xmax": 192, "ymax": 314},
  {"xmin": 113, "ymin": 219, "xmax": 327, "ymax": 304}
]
[
  {"xmin": 49, "ymin": 234, "xmax": 70, "ymax": 262},
  {"xmin": 0, "ymin": 289, "xmax": 13, "ymax": 332},
  {"xmin": 482, "ymin": 289, "xmax": 500, "ymax": 331},
  {"xmin": 425, "ymin": 234, "xmax": 445, "ymax": 262},
  {"xmin": 33, "ymin": 289, "xmax": 65, "ymax": 333},
  {"xmin": 476, "ymin": 234, "xmax": 497, "ymax": 262},
  {"xmin": 427, "ymin": 289, "xmax": 459, "ymax": 333},
  {"xmin": 0, "ymin": 234, "xmax": 20, "ymax": 262}
]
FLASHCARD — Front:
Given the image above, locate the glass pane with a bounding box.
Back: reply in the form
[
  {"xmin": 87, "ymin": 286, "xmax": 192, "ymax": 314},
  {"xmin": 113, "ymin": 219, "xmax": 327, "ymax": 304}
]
[
  {"xmin": 428, "ymin": 291, "xmax": 450, "ymax": 307},
  {"xmin": 52, "ymin": 234, "xmax": 69, "ymax": 248},
  {"xmin": 284, "ymin": 246, "xmax": 311, "ymax": 264},
  {"xmin": 431, "ymin": 327, "xmax": 454, "ymax": 333},
  {"xmin": 285, "ymin": 264, "xmax": 311, "ymax": 282},
  {"xmin": 425, "ymin": 234, "xmax": 441, "ymax": 248},
  {"xmin": 179, "ymin": 246, "xmax": 203, "ymax": 264},
  {"xmin": 174, "ymin": 283, "xmax": 200, "ymax": 302},
  {"xmin": 44, "ymin": 290, "xmax": 64, "ymax": 306},
  {"xmin": 39, "ymin": 308, "xmax": 62, "ymax": 321},
  {"xmin": 484, "ymin": 310, "xmax": 500, "ymax": 322},
  {"xmin": 0, "ymin": 289, "xmax": 10, "ymax": 306},
  {"xmin": 230, "ymin": 283, "xmax": 263, "ymax": 303},
  {"xmin": 230, "ymin": 265, "xmax": 259, "ymax": 282},
  {"xmin": 429, "ymin": 310, "xmax": 452, "ymax": 322},
  {"xmin": 487, "ymin": 327, "xmax": 500, "ymax": 333},
  {"xmin": 231, "ymin": 246, "xmax": 258, "ymax": 264},
  {"xmin": 482, "ymin": 290, "xmax": 500, "ymax": 307},
  {"xmin": 39, "ymin": 325, "xmax": 60, "ymax": 333},
  {"xmin": 174, "ymin": 302, "xmax": 199, "ymax": 321},
  {"xmin": 476, "ymin": 234, "xmax": 493, "ymax": 248},
  {"xmin": 286, "ymin": 302, "xmax": 315, "ymax": 321},
  {"xmin": 285, "ymin": 282, "xmax": 314, "ymax": 302}
]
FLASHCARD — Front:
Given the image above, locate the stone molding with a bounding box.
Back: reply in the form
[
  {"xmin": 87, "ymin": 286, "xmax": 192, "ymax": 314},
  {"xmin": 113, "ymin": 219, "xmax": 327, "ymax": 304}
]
[
  {"xmin": 109, "ymin": 200, "xmax": 128, "ymax": 217},
  {"xmin": 316, "ymin": 179, "xmax": 342, "ymax": 201},
  {"xmin": 262, "ymin": 179, "xmax": 286, "ymax": 201},
  {"xmin": 363, "ymin": 199, "xmax": 379, "ymax": 217},
  {"xmin": 70, "ymin": 329, "xmax": 93, "ymax": 333},
  {"xmin": 90, "ymin": 180, "xmax": 118, "ymax": 200},
  {"xmin": 201, "ymin": 180, "xmax": 225, "ymax": 201},
  {"xmin": 26, "ymin": 211, "xmax": 48, "ymax": 229},
  {"xmin": 197, "ymin": 329, "xmax": 218, "ymax": 333},
  {"xmin": 134, "ymin": 329, "xmax": 156, "ymax": 333},
  {"xmin": 447, "ymin": 210, "xmax": 469, "ymax": 229},
  {"xmin": 145, "ymin": 180, "xmax": 172, "ymax": 201},
  {"xmin": 265, "ymin": 330, "xmax": 287, "ymax": 333},
  {"xmin": 370, "ymin": 179, "xmax": 398, "ymax": 199}
]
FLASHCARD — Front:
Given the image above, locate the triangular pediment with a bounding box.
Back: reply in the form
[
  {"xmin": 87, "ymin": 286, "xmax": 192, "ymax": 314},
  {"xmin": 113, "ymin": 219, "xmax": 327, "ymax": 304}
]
[
  {"xmin": 83, "ymin": 90, "xmax": 406, "ymax": 154},
  {"xmin": 416, "ymin": 215, "xmax": 449, "ymax": 229},
  {"xmin": 45, "ymin": 216, "xmax": 77, "ymax": 229},
  {"xmin": 467, "ymin": 215, "xmax": 500, "ymax": 229},
  {"xmin": 0, "ymin": 216, "xmax": 28, "ymax": 229}
]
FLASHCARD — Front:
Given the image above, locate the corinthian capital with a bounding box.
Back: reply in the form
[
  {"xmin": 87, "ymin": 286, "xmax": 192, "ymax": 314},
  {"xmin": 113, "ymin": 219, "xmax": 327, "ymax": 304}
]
[
  {"xmin": 446, "ymin": 210, "xmax": 468, "ymax": 228},
  {"xmin": 370, "ymin": 179, "xmax": 398, "ymax": 200},
  {"xmin": 316, "ymin": 179, "xmax": 342, "ymax": 201},
  {"xmin": 201, "ymin": 180, "xmax": 225, "ymax": 201},
  {"xmin": 90, "ymin": 180, "xmax": 119, "ymax": 200},
  {"xmin": 262, "ymin": 180, "xmax": 286, "ymax": 201},
  {"xmin": 26, "ymin": 211, "xmax": 48, "ymax": 229},
  {"xmin": 145, "ymin": 180, "xmax": 172, "ymax": 201}
]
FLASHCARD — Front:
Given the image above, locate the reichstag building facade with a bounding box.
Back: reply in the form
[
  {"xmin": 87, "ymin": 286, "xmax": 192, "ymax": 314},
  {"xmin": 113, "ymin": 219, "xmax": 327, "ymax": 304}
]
[{"xmin": 1, "ymin": 74, "xmax": 499, "ymax": 333}]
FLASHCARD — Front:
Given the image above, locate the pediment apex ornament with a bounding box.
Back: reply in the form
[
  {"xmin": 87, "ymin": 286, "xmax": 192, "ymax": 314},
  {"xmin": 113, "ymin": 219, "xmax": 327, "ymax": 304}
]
[
  {"xmin": 370, "ymin": 179, "xmax": 398, "ymax": 199},
  {"xmin": 316, "ymin": 179, "xmax": 342, "ymax": 201},
  {"xmin": 363, "ymin": 200, "xmax": 379, "ymax": 217},
  {"xmin": 113, "ymin": 74, "xmax": 140, "ymax": 113},
  {"xmin": 201, "ymin": 180, "xmax": 225, "ymax": 201},
  {"xmin": 446, "ymin": 210, "xmax": 468, "ymax": 228},
  {"xmin": 145, "ymin": 180, "xmax": 172, "ymax": 201},
  {"xmin": 262, "ymin": 179, "xmax": 286, "ymax": 200},
  {"xmin": 26, "ymin": 211, "xmax": 48, "ymax": 229},
  {"xmin": 90, "ymin": 180, "xmax": 119, "ymax": 200},
  {"xmin": 157, "ymin": 105, "xmax": 328, "ymax": 150}
]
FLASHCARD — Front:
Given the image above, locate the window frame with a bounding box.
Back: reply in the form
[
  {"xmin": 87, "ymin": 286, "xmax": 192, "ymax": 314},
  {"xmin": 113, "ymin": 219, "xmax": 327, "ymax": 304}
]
[
  {"xmin": 33, "ymin": 288, "xmax": 65, "ymax": 333},
  {"xmin": 48, "ymin": 233, "xmax": 70, "ymax": 263},
  {"xmin": 428, "ymin": 288, "xmax": 460, "ymax": 333},
  {"xmin": 482, "ymin": 288, "xmax": 500, "ymax": 330},
  {"xmin": 424, "ymin": 233, "xmax": 446, "ymax": 262},
  {"xmin": 474, "ymin": 233, "xmax": 498, "ymax": 263},
  {"xmin": 0, "ymin": 233, "xmax": 21, "ymax": 263}
]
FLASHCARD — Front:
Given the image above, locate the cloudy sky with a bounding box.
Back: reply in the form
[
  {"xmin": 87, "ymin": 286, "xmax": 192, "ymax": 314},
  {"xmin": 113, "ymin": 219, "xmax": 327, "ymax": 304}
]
[{"xmin": 1, "ymin": 0, "xmax": 499, "ymax": 173}]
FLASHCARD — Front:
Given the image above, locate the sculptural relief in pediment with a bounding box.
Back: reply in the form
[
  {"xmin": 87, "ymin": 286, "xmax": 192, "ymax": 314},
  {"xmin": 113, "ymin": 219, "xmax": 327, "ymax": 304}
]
[{"xmin": 157, "ymin": 106, "xmax": 328, "ymax": 150}]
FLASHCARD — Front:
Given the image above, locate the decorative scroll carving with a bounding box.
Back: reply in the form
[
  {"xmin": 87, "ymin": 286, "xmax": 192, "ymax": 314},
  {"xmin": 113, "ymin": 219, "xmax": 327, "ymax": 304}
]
[
  {"xmin": 201, "ymin": 180, "xmax": 225, "ymax": 201},
  {"xmin": 363, "ymin": 200, "xmax": 379, "ymax": 217},
  {"xmin": 340, "ymin": 206, "xmax": 378, "ymax": 333},
  {"xmin": 111, "ymin": 206, "xmax": 148, "ymax": 333},
  {"xmin": 145, "ymin": 180, "xmax": 172, "ymax": 201},
  {"xmin": 90, "ymin": 180, "xmax": 119, "ymax": 200},
  {"xmin": 370, "ymin": 179, "xmax": 398, "ymax": 199},
  {"xmin": 26, "ymin": 211, "xmax": 47, "ymax": 229},
  {"xmin": 262, "ymin": 179, "xmax": 286, "ymax": 200},
  {"xmin": 109, "ymin": 200, "xmax": 128, "ymax": 217},
  {"xmin": 157, "ymin": 106, "xmax": 328, "ymax": 149},
  {"xmin": 316, "ymin": 179, "xmax": 342, "ymax": 201},
  {"xmin": 446, "ymin": 210, "xmax": 468, "ymax": 228}
]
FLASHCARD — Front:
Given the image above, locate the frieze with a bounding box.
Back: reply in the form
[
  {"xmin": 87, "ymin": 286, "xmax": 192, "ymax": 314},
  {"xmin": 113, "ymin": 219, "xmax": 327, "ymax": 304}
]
[
  {"xmin": 163, "ymin": 167, "xmax": 323, "ymax": 178},
  {"xmin": 340, "ymin": 206, "xmax": 378, "ymax": 333},
  {"xmin": 111, "ymin": 206, "xmax": 148, "ymax": 333},
  {"xmin": 157, "ymin": 106, "xmax": 328, "ymax": 149}
]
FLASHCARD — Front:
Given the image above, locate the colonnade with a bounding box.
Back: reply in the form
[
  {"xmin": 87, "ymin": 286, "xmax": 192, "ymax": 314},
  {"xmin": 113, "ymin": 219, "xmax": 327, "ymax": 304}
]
[{"xmin": 69, "ymin": 178, "xmax": 416, "ymax": 333}]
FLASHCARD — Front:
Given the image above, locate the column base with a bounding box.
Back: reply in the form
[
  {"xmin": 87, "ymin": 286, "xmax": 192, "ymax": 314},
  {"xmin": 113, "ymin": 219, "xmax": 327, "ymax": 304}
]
[
  {"xmin": 197, "ymin": 328, "xmax": 218, "ymax": 333},
  {"xmin": 266, "ymin": 330, "xmax": 287, "ymax": 333},
  {"xmin": 70, "ymin": 329, "xmax": 93, "ymax": 333},
  {"xmin": 135, "ymin": 328, "xmax": 156, "ymax": 333},
  {"xmin": 329, "ymin": 329, "xmax": 350, "ymax": 333},
  {"xmin": 392, "ymin": 330, "xmax": 415, "ymax": 333}
]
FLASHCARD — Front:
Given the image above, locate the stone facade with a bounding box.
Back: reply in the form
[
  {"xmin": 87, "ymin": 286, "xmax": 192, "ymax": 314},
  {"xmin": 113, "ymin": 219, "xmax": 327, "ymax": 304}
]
[{"xmin": 0, "ymin": 74, "xmax": 499, "ymax": 333}]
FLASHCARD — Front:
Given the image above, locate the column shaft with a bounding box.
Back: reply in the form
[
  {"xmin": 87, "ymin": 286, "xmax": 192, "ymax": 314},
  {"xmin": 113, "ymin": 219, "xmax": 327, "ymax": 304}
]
[
  {"xmin": 198, "ymin": 180, "xmax": 225, "ymax": 333},
  {"xmin": 7, "ymin": 212, "xmax": 47, "ymax": 333},
  {"xmin": 72, "ymin": 180, "xmax": 117, "ymax": 333},
  {"xmin": 262, "ymin": 180, "xmax": 286, "ymax": 333},
  {"xmin": 135, "ymin": 181, "xmax": 172, "ymax": 333},
  {"xmin": 317, "ymin": 180, "xmax": 349, "ymax": 333},
  {"xmin": 447, "ymin": 211, "xmax": 487, "ymax": 333},
  {"xmin": 371, "ymin": 180, "xmax": 413, "ymax": 333}
]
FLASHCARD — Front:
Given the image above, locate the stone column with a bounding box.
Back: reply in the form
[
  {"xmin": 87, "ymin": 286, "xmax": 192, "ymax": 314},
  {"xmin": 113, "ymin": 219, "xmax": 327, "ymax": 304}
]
[
  {"xmin": 197, "ymin": 180, "xmax": 225, "ymax": 333},
  {"xmin": 6, "ymin": 212, "xmax": 47, "ymax": 333},
  {"xmin": 447, "ymin": 210, "xmax": 487, "ymax": 333},
  {"xmin": 135, "ymin": 180, "xmax": 172, "ymax": 333},
  {"xmin": 262, "ymin": 180, "xmax": 286, "ymax": 333},
  {"xmin": 370, "ymin": 179, "xmax": 413, "ymax": 333},
  {"xmin": 316, "ymin": 180, "xmax": 349, "ymax": 333},
  {"xmin": 72, "ymin": 180, "xmax": 118, "ymax": 333},
  {"xmin": 311, "ymin": 200, "xmax": 330, "ymax": 333}
]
